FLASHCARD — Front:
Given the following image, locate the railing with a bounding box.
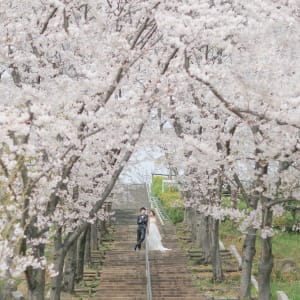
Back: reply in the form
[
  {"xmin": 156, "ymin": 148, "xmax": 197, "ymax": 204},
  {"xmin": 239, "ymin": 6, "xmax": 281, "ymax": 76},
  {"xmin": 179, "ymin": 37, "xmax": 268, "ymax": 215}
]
[
  {"xmin": 145, "ymin": 183, "xmax": 152, "ymax": 300},
  {"xmin": 150, "ymin": 196, "xmax": 172, "ymax": 225},
  {"xmin": 145, "ymin": 182, "xmax": 172, "ymax": 225},
  {"xmin": 145, "ymin": 233, "xmax": 152, "ymax": 300}
]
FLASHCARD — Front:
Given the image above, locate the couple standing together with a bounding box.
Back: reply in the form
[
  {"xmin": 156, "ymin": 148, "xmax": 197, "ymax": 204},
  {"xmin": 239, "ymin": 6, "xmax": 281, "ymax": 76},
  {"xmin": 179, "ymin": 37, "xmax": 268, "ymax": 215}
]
[{"xmin": 134, "ymin": 207, "xmax": 170, "ymax": 251}]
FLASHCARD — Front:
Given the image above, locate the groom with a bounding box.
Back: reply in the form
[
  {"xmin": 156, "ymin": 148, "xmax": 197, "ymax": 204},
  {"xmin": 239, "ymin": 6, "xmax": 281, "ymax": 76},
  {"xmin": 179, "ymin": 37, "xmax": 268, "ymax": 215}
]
[{"xmin": 134, "ymin": 207, "xmax": 148, "ymax": 251}]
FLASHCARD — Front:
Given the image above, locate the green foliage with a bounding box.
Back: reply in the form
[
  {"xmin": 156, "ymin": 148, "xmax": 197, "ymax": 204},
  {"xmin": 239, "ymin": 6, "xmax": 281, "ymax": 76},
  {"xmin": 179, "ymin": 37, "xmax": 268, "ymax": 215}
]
[
  {"xmin": 151, "ymin": 176, "xmax": 165, "ymax": 197},
  {"xmin": 159, "ymin": 191, "xmax": 184, "ymax": 224},
  {"xmin": 165, "ymin": 207, "xmax": 184, "ymax": 224},
  {"xmin": 221, "ymin": 195, "xmax": 248, "ymax": 210},
  {"xmin": 159, "ymin": 191, "xmax": 184, "ymax": 207},
  {"xmin": 151, "ymin": 176, "xmax": 184, "ymax": 224},
  {"xmin": 273, "ymin": 211, "xmax": 300, "ymax": 232},
  {"xmin": 151, "ymin": 176, "xmax": 180, "ymax": 196}
]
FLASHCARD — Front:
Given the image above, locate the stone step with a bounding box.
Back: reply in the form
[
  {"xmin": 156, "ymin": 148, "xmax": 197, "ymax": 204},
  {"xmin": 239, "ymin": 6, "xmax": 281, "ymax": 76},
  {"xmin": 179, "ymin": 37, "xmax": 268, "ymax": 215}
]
[{"xmin": 72, "ymin": 208, "xmax": 211, "ymax": 300}]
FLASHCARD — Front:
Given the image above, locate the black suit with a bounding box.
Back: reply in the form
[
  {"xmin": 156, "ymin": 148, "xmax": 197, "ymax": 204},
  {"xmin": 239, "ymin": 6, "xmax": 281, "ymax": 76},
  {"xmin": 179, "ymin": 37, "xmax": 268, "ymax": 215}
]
[{"xmin": 136, "ymin": 214, "xmax": 148, "ymax": 249}]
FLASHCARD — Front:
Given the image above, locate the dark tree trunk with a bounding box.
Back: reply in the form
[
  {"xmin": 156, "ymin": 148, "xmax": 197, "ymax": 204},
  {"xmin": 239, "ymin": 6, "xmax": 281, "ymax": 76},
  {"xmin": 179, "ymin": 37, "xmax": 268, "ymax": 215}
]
[
  {"xmin": 258, "ymin": 235, "xmax": 273, "ymax": 300},
  {"xmin": 27, "ymin": 268, "xmax": 46, "ymax": 300},
  {"xmin": 258, "ymin": 208, "xmax": 273, "ymax": 300},
  {"xmin": 195, "ymin": 213, "xmax": 211, "ymax": 263},
  {"xmin": 240, "ymin": 227, "xmax": 257, "ymax": 299},
  {"xmin": 91, "ymin": 222, "xmax": 99, "ymax": 250},
  {"xmin": 26, "ymin": 243, "xmax": 46, "ymax": 300},
  {"xmin": 190, "ymin": 208, "xmax": 197, "ymax": 242},
  {"xmin": 184, "ymin": 207, "xmax": 196, "ymax": 242},
  {"xmin": 84, "ymin": 225, "xmax": 91, "ymax": 267},
  {"xmin": 210, "ymin": 218, "xmax": 223, "ymax": 282},
  {"xmin": 184, "ymin": 207, "xmax": 193, "ymax": 229},
  {"xmin": 76, "ymin": 228, "xmax": 88, "ymax": 283},
  {"xmin": 231, "ymin": 189, "xmax": 237, "ymax": 209},
  {"xmin": 62, "ymin": 240, "xmax": 77, "ymax": 293},
  {"xmin": 239, "ymin": 195, "xmax": 259, "ymax": 300},
  {"xmin": 211, "ymin": 172, "xmax": 224, "ymax": 282},
  {"xmin": 183, "ymin": 192, "xmax": 192, "ymax": 226},
  {"xmin": 2, "ymin": 279, "xmax": 16, "ymax": 300},
  {"xmin": 50, "ymin": 228, "xmax": 66, "ymax": 300}
]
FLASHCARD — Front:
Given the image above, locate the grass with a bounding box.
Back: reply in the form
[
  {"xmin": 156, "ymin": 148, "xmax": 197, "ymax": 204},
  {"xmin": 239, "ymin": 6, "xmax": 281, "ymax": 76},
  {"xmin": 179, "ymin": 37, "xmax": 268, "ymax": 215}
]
[
  {"xmin": 271, "ymin": 231, "xmax": 300, "ymax": 300},
  {"xmin": 220, "ymin": 219, "xmax": 300, "ymax": 300}
]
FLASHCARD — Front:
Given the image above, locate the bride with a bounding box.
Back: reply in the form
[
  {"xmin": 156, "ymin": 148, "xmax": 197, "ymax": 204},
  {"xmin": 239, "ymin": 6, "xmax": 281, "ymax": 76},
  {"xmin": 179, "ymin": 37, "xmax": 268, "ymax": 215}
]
[{"xmin": 147, "ymin": 209, "xmax": 170, "ymax": 251}]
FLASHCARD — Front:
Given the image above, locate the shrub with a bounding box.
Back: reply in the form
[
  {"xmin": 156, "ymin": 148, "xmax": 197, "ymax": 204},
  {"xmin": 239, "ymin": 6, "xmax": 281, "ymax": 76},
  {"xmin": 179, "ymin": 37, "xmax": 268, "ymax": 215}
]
[
  {"xmin": 151, "ymin": 176, "xmax": 184, "ymax": 224},
  {"xmin": 273, "ymin": 211, "xmax": 300, "ymax": 232},
  {"xmin": 158, "ymin": 191, "xmax": 184, "ymax": 224},
  {"xmin": 151, "ymin": 176, "xmax": 180, "ymax": 197},
  {"xmin": 159, "ymin": 191, "xmax": 184, "ymax": 207},
  {"xmin": 151, "ymin": 176, "xmax": 165, "ymax": 197},
  {"xmin": 165, "ymin": 207, "xmax": 184, "ymax": 224}
]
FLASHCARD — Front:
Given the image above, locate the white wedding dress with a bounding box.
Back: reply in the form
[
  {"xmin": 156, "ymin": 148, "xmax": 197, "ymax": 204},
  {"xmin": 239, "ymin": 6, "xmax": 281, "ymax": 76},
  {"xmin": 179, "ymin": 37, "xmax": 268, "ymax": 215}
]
[{"xmin": 147, "ymin": 217, "xmax": 170, "ymax": 251}]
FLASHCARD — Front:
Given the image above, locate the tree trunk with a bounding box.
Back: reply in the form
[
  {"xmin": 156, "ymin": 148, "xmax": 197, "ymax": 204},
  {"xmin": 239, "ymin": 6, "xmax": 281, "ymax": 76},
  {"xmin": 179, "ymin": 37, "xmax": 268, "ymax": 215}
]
[
  {"xmin": 240, "ymin": 227, "xmax": 257, "ymax": 299},
  {"xmin": 195, "ymin": 213, "xmax": 211, "ymax": 264},
  {"xmin": 25, "ymin": 243, "xmax": 46, "ymax": 300},
  {"xmin": 190, "ymin": 208, "xmax": 197, "ymax": 242},
  {"xmin": 84, "ymin": 225, "xmax": 91, "ymax": 267},
  {"xmin": 2, "ymin": 278, "xmax": 16, "ymax": 300},
  {"xmin": 258, "ymin": 208, "xmax": 273, "ymax": 300},
  {"xmin": 210, "ymin": 218, "xmax": 223, "ymax": 282},
  {"xmin": 76, "ymin": 228, "xmax": 88, "ymax": 283},
  {"xmin": 62, "ymin": 240, "xmax": 77, "ymax": 293},
  {"xmin": 50, "ymin": 228, "xmax": 66, "ymax": 300},
  {"xmin": 91, "ymin": 222, "xmax": 99, "ymax": 250},
  {"xmin": 27, "ymin": 268, "xmax": 46, "ymax": 300},
  {"xmin": 258, "ymin": 235, "xmax": 273, "ymax": 300},
  {"xmin": 231, "ymin": 189, "xmax": 237, "ymax": 209},
  {"xmin": 184, "ymin": 207, "xmax": 193, "ymax": 229}
]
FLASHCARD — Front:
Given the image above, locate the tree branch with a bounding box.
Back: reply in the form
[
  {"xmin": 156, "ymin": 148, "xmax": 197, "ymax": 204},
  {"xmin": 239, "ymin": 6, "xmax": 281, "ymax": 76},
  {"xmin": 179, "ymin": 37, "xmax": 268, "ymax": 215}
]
[
  {"xmin": 0, "ymin": 157, "xmax": 17, "ymax": 200},
  {"xmin": 265, "ymin": 197, "xmax": 300, "ymax": 208},
  {"xmin": 40, "ymin": 7, "xmax": 58, "ymax": 34},
  {"xmin": 233, "ymin": 173, "xmax": 250, "ymax": 207},
  {"xmin": 161, "ymin": 47, "xmax": 179, "ymax": 75},
  {"xmin": 63, "ymin": 8, "xmax": 69, "ymax": 34},
  {"xmin": 184, "ymin": 51, "xmax": 300, "ymax": 130},
  {"xmin": 184, "ymin": 54, "xmax": 245, "ymax": 120},
  {"xmin": 130, "ymin": 17, "xmax": 150, "ymax": 50},
  {"xmin": 94, "ymin": 66, "xmax": 124, "ymax": 112}
]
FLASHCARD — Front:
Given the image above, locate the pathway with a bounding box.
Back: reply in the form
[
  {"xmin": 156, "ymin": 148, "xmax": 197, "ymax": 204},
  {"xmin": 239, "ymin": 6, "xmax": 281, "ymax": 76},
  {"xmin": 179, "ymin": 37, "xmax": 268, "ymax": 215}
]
[{"xmin": 72, "ymin": 208, "xmax": 207, "ymax": 300}]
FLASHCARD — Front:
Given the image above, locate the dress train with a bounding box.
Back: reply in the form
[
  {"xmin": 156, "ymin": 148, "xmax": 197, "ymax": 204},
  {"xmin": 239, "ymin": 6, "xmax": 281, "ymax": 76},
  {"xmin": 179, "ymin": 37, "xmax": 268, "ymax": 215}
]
[{"xmin": 147, "ymin": 218, "xmax": 170, "ymax": 251}]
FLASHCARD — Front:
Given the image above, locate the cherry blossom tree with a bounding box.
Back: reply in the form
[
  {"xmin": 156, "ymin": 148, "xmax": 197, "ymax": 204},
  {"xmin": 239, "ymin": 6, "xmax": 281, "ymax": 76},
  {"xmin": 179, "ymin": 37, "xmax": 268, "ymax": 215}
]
[
  {"xmin": 152, "ymin": 1, "xmax": 300, "ymax": 298},
  {"xmin": 1, "ymin": 0, "xmax": 165, "ymax": 299},
  {"xmin": 1, "ymin": 1, "xmax": 300, "ymax": 300}
]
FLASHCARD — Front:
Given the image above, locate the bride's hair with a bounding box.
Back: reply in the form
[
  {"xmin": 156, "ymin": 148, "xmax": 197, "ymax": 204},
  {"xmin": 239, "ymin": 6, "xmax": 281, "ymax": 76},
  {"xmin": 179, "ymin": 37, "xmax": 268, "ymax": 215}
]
[{"xmin": 150, "ymin": 209, "xmax": 156, "ymax": 216}]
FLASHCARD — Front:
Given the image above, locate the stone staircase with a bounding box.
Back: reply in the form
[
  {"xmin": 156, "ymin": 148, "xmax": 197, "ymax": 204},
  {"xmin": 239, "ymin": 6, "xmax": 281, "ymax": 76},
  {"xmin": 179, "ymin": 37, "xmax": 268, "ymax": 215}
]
[
  {"xmin": 149, "ymin": 224, "xmax": 206, "ymax": 300},
  {"xmin": 64, "ymin": 208, "xmax": 207, "ymax": 300},
  {"xmin": 61, "ymin": 183, "xmax": 242, "ymax": 300},
  {"xmin": 93, "ymin": 222, "xmax": 147, "ymax": 300},
  {"xmin": 94, "ymin": 209, "xmax": 207, "ymax": 300}
]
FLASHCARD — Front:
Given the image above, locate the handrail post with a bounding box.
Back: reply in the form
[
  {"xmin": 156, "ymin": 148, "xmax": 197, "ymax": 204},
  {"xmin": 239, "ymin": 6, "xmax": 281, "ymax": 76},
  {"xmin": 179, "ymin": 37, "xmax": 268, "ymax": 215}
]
[
  {"xmin": 145, "ymin": 182, "xmax": 153, "ymax": 300},
  {"xmin": 145, "ymin": 232, "xmax": 152, "ymax": 300}
]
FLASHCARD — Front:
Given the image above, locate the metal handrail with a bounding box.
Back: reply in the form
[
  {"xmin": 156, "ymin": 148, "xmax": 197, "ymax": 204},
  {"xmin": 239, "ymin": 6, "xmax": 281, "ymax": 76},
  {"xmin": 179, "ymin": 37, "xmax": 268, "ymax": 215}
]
[
  {"xmin": 145, "ymin": 232, "xmax": 152, "ymax": 300},
  {"xmin": 145, "ymin": 182, "xmax": 152, "ymax": 300},
  {"xmin": 150, "ymin": 196, "xmax": 172, "ymax": 225}
]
